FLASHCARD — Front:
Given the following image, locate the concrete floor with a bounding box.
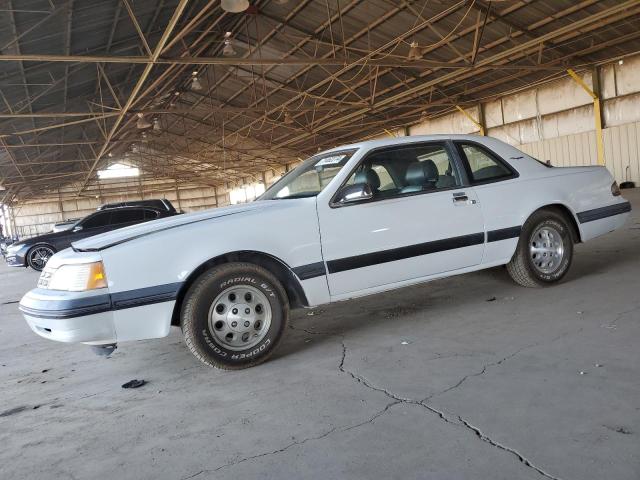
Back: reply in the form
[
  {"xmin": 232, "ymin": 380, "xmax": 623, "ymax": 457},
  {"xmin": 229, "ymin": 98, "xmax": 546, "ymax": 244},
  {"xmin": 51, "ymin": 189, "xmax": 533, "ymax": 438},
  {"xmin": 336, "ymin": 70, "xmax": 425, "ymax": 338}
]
[{"xmin": 1, "ymin": 190, "xmax": 639, "ymax": 480}]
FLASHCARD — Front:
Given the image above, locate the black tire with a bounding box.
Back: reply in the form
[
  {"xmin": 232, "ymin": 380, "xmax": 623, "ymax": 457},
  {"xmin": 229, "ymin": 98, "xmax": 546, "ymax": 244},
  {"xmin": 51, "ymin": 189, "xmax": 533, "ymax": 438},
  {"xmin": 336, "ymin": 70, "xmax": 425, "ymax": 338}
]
[
  {"xmin": 506, "ymin": 209, "xmax": 574, "ymax": 287},
  {"xmin": 180, "ymin": 262, "xmax": 289, "ymax": 369},
  {"xmin": 26, "ymin": 244, "xmax": 56, "ymax": 271}
]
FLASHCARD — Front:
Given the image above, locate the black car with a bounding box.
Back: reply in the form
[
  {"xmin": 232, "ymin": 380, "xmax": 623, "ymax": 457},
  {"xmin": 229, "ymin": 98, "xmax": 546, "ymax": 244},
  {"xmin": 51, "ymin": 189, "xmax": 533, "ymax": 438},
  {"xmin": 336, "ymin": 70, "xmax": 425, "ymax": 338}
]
[{"xmin": 5, "ymin": 204, "xmax": 178, "ymax": 271}]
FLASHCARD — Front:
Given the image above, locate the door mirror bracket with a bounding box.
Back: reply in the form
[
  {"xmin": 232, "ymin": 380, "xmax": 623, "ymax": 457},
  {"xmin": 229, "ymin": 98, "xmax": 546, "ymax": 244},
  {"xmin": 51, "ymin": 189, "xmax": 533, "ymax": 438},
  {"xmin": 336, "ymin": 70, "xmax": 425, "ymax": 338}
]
[{"xmin": 333, "ymin": 183, "xmax": 373, "ymax": 205}]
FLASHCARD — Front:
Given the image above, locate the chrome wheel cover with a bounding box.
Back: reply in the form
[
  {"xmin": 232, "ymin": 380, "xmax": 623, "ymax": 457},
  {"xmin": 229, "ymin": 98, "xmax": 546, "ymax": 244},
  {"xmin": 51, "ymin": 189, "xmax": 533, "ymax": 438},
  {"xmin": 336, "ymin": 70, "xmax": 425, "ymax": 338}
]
[
  {"xmin": 529, "ymin": 225, "xmax": 564, "ymax": 274},
  {"xmin": 208, "ymin": 285, "xmax": 272, "ymax": 351},
  {"xmin": 29, "ymin": 246, "xmax": 54, "ymax": 270}
]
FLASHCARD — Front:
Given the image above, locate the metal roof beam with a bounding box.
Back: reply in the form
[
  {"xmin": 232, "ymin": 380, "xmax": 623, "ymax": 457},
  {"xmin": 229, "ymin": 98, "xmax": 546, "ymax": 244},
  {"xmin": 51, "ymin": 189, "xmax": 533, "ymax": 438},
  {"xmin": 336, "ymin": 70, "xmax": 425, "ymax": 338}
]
[{"xmin": 77, "ymin": 0, "xmax": 191, "ymax": 195}]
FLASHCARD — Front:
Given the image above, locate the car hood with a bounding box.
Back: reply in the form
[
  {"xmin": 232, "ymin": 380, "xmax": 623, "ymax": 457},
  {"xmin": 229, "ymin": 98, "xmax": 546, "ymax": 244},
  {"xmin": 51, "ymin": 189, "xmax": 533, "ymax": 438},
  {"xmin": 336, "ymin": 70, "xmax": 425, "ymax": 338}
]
[
  {"xmin": 71, "ymin": 200, "xmax": 296, "ymax": 252},
  {"xmin": 8, "ymin": 230, "xmax": 69, "ymax": 250}
]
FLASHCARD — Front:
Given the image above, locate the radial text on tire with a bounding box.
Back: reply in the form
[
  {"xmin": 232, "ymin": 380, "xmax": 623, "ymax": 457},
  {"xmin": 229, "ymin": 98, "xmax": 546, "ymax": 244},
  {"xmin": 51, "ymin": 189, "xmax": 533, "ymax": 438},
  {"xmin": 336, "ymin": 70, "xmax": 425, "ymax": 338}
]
[{"xmin": 180, "ymin": 262, "xmax": 290, "ymax": 369}]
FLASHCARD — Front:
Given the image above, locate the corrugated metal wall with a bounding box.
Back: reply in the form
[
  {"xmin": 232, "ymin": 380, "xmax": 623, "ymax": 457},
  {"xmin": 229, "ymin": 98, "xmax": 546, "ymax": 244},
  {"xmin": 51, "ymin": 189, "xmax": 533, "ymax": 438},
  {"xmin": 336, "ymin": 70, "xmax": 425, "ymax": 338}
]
[
  {"xmin": 410, "ymin": 54, "xmax": 640, "ymax": 185},
  {"xmin": 518, "ymin": 121, "xmax": 640, "ymax": 185}
]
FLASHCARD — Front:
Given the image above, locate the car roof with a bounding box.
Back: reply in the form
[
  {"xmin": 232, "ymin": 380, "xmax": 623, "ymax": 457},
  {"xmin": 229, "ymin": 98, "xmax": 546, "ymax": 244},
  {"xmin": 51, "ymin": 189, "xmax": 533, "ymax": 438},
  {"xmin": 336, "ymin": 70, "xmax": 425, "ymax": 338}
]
[
  {"xmin": 98, "ymin": 198, "xmax": 173, "ymax": 211},
  {"xmin": 90, "ymin": 205, "xmax": 162, "ymax": 214},
  {"xmin": 320, "ymin": 134, "xmax": 496, "ymax": 154}
]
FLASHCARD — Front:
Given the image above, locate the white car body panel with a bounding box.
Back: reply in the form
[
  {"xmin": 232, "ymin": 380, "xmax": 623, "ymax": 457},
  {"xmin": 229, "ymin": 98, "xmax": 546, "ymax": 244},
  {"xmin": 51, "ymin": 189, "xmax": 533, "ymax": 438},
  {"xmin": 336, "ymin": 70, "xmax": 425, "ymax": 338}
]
[
  {"xmin": 97, "ymin": 197, "xmax": 328, "ymax": 305},
  {"xmin": 19, "ymin": 134, "xmax": 631, "ymax": 347},
  {"xmin": 317, "ymin": 188, "xmax": 484, "ymax": 295}
]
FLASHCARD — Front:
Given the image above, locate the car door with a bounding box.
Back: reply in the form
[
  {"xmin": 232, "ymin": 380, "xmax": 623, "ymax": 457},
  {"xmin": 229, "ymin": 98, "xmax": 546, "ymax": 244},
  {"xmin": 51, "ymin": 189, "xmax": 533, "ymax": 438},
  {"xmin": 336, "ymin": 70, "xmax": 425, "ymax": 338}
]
[{"xmin": 316, "ymin": 141, "xmax": 485, "ymax": 298}]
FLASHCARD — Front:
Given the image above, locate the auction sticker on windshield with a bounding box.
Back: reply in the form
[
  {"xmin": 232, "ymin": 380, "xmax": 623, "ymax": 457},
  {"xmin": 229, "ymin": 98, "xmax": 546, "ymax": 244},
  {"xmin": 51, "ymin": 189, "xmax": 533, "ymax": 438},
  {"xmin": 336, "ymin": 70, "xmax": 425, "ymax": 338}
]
[{"xmin": 315, "ymin": 155, "xmax": 347, "ymax": 166}]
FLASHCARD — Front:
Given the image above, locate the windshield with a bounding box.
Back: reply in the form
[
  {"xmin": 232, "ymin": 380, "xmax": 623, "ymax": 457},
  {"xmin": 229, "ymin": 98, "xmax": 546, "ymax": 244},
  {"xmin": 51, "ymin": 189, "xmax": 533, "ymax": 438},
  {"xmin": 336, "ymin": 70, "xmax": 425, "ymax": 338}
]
[{"xmin": 260, "ymin": 149, "xmax": 357, "ymax": 200}]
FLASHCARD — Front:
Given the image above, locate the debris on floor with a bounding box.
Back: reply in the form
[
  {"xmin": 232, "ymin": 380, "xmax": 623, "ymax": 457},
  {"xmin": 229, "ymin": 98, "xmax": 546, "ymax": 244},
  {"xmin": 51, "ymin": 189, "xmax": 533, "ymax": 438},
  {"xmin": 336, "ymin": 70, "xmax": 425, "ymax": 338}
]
[
  {"xmin": 0, "ymin": 406, "xmax": 28, "ymax": 417},
  {"xmin": 486, "ymin": 296, "xmax": 497, "ymax": 302},
  {"xmin": 121, "ymin": 379, "xmax": 147, "ymax": 389},
  {"xmin": 604, "ymin": 425, "xmax": 632, "ymax": 435}
]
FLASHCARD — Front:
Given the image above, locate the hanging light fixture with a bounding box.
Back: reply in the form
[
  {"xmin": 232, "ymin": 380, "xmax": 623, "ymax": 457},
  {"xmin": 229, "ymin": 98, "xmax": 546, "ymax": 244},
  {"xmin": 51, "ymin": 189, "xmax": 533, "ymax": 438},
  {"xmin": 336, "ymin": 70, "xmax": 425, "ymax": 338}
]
[
  {"xmin": 190, "ymin": 71, "xmax": 203, "ymax": 91},
  {"xmin": 136, "ymin": 113, "xmax": 152, "ymax": 129},
  {"xmin": 220, "ymin": 0, "xmax": 249, "ymax": 13},
  {"xmin": 153, "ymin": 117, "xmax": 161, "ymax": 131},
  {"xmin": 284, "ymin": 112, "xmax": 293, "ymax": 125},
  {"xmin": 407, "ymin": 42, "xmax": 422, "ymax": 61},
  {"xmin": 222, "ymin": 32, "xmax": 237, "ymax": 57}
]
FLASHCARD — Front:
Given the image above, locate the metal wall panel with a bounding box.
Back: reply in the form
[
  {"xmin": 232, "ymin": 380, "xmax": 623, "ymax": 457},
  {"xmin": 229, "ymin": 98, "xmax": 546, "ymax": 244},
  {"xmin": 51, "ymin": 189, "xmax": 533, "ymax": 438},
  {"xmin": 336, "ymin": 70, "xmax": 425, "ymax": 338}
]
[{"xmin": 518, "ymin": 121, "xmax": 640, "ymax": 185}]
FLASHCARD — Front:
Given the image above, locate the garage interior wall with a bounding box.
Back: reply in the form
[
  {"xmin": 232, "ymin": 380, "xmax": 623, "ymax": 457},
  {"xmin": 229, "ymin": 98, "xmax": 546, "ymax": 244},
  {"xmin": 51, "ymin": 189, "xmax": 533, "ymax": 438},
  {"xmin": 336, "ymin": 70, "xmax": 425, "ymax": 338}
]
[
  {"xmin": 7, "ymin": 53, "xmax": 640, "ymax": 239},
  {"xmin": 410, "ymin": 54, "xmax": 640, "ymax": 184},
  {"xmin": 6, "ymin": 164, "xmax": 292, "ymax": 238}
]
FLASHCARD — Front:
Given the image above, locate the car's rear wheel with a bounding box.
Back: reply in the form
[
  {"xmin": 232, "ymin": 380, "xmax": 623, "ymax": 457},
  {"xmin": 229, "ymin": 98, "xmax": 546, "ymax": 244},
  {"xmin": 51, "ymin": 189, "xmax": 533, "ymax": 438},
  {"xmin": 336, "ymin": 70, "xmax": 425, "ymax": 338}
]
[
  {"xmin": 507, "ymin": 209, "xmax": 574, "ymax": 287},
  {"xmin": 180, "ymin": 262, "xmax": 289, "ymax": 369},
  {"xmin": 27, "ymin": 245, "xmax": 56, "ymax": 271}
]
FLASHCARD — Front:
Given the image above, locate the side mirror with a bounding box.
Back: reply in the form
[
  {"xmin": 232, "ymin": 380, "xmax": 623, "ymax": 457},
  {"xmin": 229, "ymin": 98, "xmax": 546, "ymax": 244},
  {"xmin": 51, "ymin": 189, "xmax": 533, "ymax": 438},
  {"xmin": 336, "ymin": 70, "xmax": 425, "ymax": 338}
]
[
  {"xmin": 73, "ymin": 225, "xmax": 83, "ymax": 232},
  {"xmin": 334, "ymin": 183, "xmax": 373, "ymax": 204}
]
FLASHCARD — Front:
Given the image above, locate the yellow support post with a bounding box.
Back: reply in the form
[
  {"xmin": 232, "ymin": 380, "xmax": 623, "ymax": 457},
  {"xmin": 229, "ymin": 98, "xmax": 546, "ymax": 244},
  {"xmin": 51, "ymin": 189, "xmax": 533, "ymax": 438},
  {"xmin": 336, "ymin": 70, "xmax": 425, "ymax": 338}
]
[
  {"xmin": 455, "ymin": 105, "xmax": 484, "ymax": 136},
  {"xmin": 567, "ymin": 69, "xmax": 605, "ymax": 165}
]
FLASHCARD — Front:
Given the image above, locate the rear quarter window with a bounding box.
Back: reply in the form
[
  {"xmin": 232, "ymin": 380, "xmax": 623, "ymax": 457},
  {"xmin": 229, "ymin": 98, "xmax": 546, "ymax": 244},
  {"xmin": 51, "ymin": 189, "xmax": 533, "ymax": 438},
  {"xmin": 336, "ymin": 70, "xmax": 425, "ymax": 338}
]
[{"xmin": 458, "ymin": 143, "xmax": 516, "ymax": 183}]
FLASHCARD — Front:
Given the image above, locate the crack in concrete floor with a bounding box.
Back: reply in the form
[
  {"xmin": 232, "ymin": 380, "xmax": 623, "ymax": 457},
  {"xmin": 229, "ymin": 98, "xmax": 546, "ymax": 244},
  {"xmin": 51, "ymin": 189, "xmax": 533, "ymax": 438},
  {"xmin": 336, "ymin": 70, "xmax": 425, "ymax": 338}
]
[
  {"xmin": 182, "ymin": 324, "xmax": 574, "ymax": 479},
  {"xmin": 336, "ymin": 339, "xmax": 563, "ymax": 480}
]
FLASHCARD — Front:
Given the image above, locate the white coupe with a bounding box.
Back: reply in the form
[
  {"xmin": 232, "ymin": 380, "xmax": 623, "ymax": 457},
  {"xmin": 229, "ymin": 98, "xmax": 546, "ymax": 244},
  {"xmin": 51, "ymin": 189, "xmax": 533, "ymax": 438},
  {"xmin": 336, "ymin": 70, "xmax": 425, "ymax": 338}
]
[{"xmin": 20, "ymin": 135, "xmax": 631, "ymax": 369}]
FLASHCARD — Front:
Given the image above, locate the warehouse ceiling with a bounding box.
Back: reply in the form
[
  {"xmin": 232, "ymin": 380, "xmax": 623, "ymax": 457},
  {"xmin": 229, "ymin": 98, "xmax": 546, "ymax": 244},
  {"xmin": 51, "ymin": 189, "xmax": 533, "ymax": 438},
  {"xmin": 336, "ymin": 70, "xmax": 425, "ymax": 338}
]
[{"xmin": 1, "ymin": 0, "xmax": 639, "ymax": 202}]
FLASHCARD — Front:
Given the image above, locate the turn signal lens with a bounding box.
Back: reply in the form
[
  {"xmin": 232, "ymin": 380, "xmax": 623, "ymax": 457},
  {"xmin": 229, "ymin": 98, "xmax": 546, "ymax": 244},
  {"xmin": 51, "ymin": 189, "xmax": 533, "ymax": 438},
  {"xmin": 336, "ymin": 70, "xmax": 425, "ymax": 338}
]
[
  {"xmin": 611, "ymin": 181, "xmax": 621, "ymax": 196},
  {"xmin": 47, "ymin": 262, "xmax": 108, "ymax": 291},
  {"xmin": 86, "ymin": 262, "xmax": 108, "ymax": 290}
]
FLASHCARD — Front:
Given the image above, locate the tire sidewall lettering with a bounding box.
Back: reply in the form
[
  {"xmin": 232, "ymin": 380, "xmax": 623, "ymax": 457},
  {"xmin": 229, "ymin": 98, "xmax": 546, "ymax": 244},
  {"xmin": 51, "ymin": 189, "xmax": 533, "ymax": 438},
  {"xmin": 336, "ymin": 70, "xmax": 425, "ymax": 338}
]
[
  {"xmin": 190, "ymin": 269, "xmax": 284, "ymax": 365},
  {"xmin": 230, "ymin": 339, "xmax": 271, "ymax": 360}
]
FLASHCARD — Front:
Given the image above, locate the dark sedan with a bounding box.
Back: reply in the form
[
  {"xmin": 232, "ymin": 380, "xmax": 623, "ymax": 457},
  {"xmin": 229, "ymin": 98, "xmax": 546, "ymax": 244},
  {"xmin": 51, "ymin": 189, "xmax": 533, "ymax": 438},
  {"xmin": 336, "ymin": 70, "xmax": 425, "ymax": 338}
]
[{"xmin": 5, "ymin": 205, "xmax": 177, "ymax": 271}]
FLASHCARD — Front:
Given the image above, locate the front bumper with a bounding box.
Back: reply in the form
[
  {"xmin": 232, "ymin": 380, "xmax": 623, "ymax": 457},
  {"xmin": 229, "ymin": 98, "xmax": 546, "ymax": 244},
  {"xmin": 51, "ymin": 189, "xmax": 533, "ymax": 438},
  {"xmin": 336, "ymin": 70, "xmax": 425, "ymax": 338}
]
[
  {"xmin": 4, "ymin": 247, "xmax": 27, "ymax": 267},
  {"xmin": 19, "ymin": 288, "xmax": 116, "ymax": 344}
]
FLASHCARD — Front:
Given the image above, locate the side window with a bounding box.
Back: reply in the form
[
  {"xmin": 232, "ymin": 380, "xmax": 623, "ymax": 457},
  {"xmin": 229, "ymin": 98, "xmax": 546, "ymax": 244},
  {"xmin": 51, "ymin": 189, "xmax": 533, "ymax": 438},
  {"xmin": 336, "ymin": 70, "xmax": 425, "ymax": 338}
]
[
  {"xmin": 395, "ymin": 144, "xmax": 461, "ymax": 193},
  {"xmin": 344, "ymin": 143, "xmax": 461, "ymax": 200},
  {"xmin": 81, "ymin": 212, "xmax": 111, "ymax": 229},
  {"xmin": 370, "ymin": 165, "xmax": 395, "ymax": 191},
  {"xmin": 459, "ymin": 143, "xmax": 513, "ymax": 183},
  {"xmin": 110, "ymin": 209, "xmax": 145, "ymax": 225},
  {"xmin": 346, "ymin": 162, "xmax": 397, "ymax": 193},
  {"xmin": 144, "ymin": 209, "xmax": 159, "ymax": 220}
]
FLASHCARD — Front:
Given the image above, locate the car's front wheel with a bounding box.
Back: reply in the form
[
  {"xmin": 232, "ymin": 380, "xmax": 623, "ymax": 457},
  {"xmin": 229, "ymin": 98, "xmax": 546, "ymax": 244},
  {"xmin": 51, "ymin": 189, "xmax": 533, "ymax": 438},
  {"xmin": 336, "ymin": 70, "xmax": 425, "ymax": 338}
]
[
  {"xmin": 507, "ymin": 209, "xmax": 574, "ymax": 287},
  {"xmin": 180, "ymin": 262, "xmax": 289, "ymax": 369},
  {"xmin": 27, "ymin": 244, "xmax": 56, "ymax": 271}
]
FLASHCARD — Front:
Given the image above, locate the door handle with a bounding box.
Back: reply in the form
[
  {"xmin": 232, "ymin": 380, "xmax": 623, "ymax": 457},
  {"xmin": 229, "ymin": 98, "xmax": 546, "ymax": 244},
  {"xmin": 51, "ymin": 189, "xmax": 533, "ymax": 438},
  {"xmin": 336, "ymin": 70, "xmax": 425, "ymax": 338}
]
[{"xmin": 452, "ymin": 192, "xmax": 476, "ymax": 205}]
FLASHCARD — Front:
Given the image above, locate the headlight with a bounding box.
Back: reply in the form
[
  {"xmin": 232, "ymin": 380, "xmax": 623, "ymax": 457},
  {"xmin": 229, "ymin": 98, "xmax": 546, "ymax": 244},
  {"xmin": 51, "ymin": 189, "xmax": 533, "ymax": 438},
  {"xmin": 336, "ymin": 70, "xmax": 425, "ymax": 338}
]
[
  {"xmin": 6, "ymin": 243, "xmax": 22, "ymax": 253},
  {"xmin": 41, "ymin": 262, "xmax": 108, "ymax": 291}
]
